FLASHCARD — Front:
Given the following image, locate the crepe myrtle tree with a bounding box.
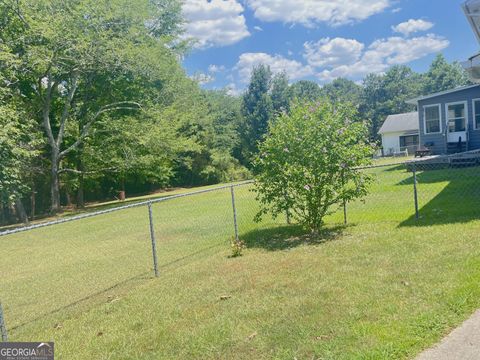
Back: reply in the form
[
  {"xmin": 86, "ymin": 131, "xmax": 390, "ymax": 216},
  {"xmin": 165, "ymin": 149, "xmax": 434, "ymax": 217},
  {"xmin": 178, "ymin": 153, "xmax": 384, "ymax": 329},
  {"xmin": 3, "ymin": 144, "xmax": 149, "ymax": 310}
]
[{"xmin": 253, "ymin": 100, "xmax": 376, "ymax": 233}]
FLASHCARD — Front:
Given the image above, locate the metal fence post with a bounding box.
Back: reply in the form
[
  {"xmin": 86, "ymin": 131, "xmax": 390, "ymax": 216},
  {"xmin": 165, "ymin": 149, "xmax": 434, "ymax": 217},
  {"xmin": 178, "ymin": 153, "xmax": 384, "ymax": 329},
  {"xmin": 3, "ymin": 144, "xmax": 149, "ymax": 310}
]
[
  {"xmin": 230, "ymin": 186, "xmax": 239, "ymax": 242},
  {"xmin": 341, "ymin": 172, "xmax": 347, "ymax": 225},
  {"xmin": 0, "ymin": 302, "xmax": 8, "ymax": 342},
  {"xmin": 147, "ymin": 202, "xmax": 159, "ymax": 277},
  {"xmin": 413, "ymin": 164, "xmax": 419, "ymax": 220},
  {"xmin": 284, "ymin": 192, "xmax": 291, "ymax": 225}
]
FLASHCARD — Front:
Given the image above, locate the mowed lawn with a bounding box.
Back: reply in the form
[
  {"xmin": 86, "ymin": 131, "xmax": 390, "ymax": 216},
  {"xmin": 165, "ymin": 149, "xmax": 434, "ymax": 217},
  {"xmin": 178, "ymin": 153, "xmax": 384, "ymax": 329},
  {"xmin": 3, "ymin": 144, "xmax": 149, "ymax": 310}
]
[{"xmin": 2, "ymin": 164, "xmax": 480, "ymax": 359}]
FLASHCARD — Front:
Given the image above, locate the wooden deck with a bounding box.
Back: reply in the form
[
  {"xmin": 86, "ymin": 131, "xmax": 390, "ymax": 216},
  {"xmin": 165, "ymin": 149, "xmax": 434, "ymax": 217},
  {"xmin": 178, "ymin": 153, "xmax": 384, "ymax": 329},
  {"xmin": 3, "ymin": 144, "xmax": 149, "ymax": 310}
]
[{"xmin": 406, "ymin": 149, "xmax": 480, "ymax": 170}]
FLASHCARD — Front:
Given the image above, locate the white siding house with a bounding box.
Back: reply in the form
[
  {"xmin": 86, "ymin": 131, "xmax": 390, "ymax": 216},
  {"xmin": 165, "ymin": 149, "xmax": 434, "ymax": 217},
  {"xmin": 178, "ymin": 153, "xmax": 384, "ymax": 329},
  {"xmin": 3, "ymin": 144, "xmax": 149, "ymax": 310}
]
[{"xmin": 378, "ymin": 112, "xmax": 419, "ymax": 156}]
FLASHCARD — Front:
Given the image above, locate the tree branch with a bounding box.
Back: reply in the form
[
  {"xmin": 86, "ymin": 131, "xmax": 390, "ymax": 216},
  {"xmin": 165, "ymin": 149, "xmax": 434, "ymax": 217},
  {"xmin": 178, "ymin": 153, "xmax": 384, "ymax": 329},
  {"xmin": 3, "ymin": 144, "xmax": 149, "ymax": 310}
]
[
  {"xmin": 59, "ymin": 101, "xmax": 141, "ymax": 159},
  {"xmin": 58, "ymin": 167, "xmax": 118, "ymax": 175},
  {"xmin": 42, "ymin": 76, "xmax": 59, "ymax": 149},
  {"xmin": 56, "ymin": 73, "xmax": 79, "ymax": 148}
]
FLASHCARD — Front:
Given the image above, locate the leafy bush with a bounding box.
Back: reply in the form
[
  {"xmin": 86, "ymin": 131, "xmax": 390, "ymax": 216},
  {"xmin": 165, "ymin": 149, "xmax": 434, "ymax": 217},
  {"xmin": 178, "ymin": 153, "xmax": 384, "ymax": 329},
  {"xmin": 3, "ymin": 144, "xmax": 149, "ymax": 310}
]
[
  {"xmin": 230, "ymin": 238, "xmax": 246, "ymax": 258},
  {"xmin": 254, "ymin": 100, "xmax": 376, "ymax": 233}
]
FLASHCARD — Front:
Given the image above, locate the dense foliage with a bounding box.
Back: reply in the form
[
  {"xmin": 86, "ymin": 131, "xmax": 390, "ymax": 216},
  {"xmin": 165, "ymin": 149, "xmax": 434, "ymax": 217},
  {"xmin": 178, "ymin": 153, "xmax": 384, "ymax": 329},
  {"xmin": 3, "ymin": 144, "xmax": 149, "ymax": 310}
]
[{"xmin": 253, "ymin": 101, "xmax": 375, "ymax": 232}]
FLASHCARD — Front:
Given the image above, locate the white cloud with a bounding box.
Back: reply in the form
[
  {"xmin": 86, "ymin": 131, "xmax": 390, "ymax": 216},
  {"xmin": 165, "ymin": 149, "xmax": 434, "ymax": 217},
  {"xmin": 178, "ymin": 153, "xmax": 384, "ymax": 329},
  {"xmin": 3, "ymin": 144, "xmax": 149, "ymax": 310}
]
[
  {"xmin": 392, "ymin": 19, "xmax": 434, "ymax": 36},
  {"xmin": 208, "ymin": 64, "xmax": 226, "ymax": 73},
  {"xmin": 182, "ymin": 0, "xmax": 250, "ymax": 48},
  {"xmin": 246, "ymin": 0, "xmax": 392, "ymax": 26},
  {"xmin": 254, "ymin": 25, "xmax": 263, "ymax": 31},
  {"xmin": 226, "ymin": 83, "xmax": 242, "ymax": 96},
  {"xmin": 235, "ymin": 52, "xmax": 314, "ymax": 82},
  {"xmin": 315, "ymin": 34, "xmax": 449, "ymax": 82},
  {"xmin": 391, "ymin": 7, "xmax": 402, "ymax": 14},
  {"xmin": 303, "ymin": 38, "xmax": 364, "ymax": 68},
  {"xmin": 191, "ymin": 72, "xmax": 215, "ymax": 85}
]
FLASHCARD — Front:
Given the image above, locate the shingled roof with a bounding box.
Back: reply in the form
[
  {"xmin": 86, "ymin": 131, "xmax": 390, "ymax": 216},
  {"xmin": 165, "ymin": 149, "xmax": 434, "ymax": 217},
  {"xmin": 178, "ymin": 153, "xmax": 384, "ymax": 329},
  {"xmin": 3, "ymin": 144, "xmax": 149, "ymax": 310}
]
[{"xmin": 378, "ymin": 112, "xmax": 419, "ymax": 134}]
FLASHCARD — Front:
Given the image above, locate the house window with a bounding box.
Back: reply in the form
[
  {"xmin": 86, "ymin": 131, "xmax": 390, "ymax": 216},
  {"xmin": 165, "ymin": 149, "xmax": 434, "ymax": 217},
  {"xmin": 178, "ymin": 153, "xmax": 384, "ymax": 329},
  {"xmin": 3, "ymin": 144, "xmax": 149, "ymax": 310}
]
[
  {"xmin": 474, "ymin": 99, "xmax": 480, "ymax": 129},
  {"xmin": 400, "ymin": 135, "xmax": 419, "ymax": 150},
  {"xmin": 447, "ymin": 103, "xmax": 466, "ymax": 133},
  {"xmin": 424, "ymin": 105, "xmax": 441, "ymax": 134}
]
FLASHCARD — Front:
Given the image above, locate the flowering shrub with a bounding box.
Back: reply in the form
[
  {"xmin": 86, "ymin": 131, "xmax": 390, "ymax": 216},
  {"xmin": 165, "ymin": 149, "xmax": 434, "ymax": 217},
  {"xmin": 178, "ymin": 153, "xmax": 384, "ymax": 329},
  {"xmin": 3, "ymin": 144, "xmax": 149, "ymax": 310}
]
[{"xmin": 253, "ymin": 100, "xmax": 376, "ymax": 233}]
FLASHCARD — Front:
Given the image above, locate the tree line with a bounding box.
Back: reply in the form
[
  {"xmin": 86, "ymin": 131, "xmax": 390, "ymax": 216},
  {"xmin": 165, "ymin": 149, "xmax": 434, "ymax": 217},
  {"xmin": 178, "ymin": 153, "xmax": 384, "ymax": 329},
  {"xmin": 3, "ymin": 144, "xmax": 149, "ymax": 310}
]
[
  {"xmin": 241, "ymin": 55, "xmax": 471, "ymax": 162},
  {"xmin": 0, "ymin": 0, "xmax": 470, "ymax": 225}
]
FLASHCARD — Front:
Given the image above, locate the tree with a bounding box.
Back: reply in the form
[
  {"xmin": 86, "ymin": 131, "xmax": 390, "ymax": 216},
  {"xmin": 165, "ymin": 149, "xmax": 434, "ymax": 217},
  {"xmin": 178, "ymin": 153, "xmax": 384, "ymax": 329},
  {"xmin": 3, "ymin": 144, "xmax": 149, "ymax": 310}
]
[
  {"xmin": 1, "ymin": 0, "xmax": 186, "ymax": 213},
  {"xmin": 321, "ymin": 78, "xmax": 362, "ymax": 106},
  {"xmin": 270, "ymin": 72, "xmax": 292, "ymax": 114},
  {"xmin": 254, "ymin": 100, "xmax": 375, "ymax": 233},
  {"xmin": 0, "ymin": 48, "xmax": 43, "ymax": 223},
  {"xmin": 360, "ymin": 66, "xmax": 421, "ymax": 139},
  {"xmin": 241, "ymin": 65, "xmax": 273, "ymax": 164},
  {"xmin": 422, "ymin": 54, "xmax": 471, "ymax": 94},
  {"xmin": 291, "ymin": 80, "xmax": 322, "ymax": 102}
]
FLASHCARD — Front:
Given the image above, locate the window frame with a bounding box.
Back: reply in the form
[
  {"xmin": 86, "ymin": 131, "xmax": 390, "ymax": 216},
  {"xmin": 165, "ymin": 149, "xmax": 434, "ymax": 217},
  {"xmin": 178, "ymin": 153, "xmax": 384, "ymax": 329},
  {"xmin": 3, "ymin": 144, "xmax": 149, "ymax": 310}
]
[
  {"xmin": 399, "ymin": 134, "xmax": 419, "ymax": 148},
  {"xmin": 423, "ymin": 104, "xmax": 442, "ymax": 135},
  {"xmin": 473, "ymin": 98, "xmax": 480, "ymax": 130},
  {"xmin": 445, "ymin": 101, "xmax": 468, "ymax": 134}
]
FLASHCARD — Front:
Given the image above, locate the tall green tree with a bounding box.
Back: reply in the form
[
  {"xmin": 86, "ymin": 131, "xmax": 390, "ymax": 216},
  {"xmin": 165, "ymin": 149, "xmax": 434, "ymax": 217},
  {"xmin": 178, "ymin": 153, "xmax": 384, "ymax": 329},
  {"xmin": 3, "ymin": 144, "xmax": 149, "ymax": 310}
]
[
  {"xmin": 0, "ymin": 46, "xmax": 43, "ymax": 222},
  {"xmin": 0, "ymin": 0, "xmax": 186, "ymax": 213},
  {"xmin": 291, "ymin": 80, "xmax": 322, "ymax": 102},
  {"xmin": 321, "ymin": 78, "xmax": 362, "ymax": 107},
  {"xmin": 270, "ymin": 71, "xmax": 292, "ymax": 114},
  {"xmin": 422, "ymin": 54, "xmax": 471, "ymax": 94},
  {"xmin": 241, "ymin": 65, "xmax": 273, "ymax": 164},
  {"xmin": 361, "ymin": 66, "xmax": 421, "ymax": 139}
]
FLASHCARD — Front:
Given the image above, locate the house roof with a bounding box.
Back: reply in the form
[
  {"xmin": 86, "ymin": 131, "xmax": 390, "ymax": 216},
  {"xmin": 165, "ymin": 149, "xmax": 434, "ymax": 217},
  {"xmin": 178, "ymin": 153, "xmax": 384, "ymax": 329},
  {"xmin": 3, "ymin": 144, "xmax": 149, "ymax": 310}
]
[
  {"xmin": 406, "ymin": 84, "xmax": 480, "ymax": 104},
  {"xmin": 378, "ymin": 112, "xmax": 419, "ymax": 135},
  {"xmin": 463, "ymin": 0, "xmax": 480, "ymax": 44}
]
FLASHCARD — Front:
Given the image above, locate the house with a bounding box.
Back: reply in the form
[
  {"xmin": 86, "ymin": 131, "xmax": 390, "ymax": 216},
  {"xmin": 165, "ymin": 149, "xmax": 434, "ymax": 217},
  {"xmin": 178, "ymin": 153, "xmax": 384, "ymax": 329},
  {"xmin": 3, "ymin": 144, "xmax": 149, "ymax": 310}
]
[
  {"xmin": 406, "ymin": 84, "xmax": 480, "ymax": 155},
  {"xmin": 378, "ymin": 112, "xmax": 419, "ymax": 156}
]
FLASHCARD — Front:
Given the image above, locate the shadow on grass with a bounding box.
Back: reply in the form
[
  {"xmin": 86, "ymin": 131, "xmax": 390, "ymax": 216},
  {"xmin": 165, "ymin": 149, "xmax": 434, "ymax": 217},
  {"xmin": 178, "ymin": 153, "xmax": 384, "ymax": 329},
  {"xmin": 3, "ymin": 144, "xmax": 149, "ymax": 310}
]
[
  {"xmin": 242, "ymin": 224, "xmax": 347, "ymax": 251},
  {"xmin": 10, "ymin": 243, "xmax": 224, "ymax": 332},
  {"xmin": 383, "ymin": 164, "xmax": 408, "ymax": 172},
  {"xmin": 398, "ymin": 166, "xmax": 480, "ymax": 227}
]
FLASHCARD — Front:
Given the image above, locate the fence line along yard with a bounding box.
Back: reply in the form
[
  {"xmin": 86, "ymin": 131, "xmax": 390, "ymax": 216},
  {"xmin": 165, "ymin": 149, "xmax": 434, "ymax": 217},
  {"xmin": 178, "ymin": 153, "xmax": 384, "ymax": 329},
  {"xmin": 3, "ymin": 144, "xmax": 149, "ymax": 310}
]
[
  {"xmin": 1, "ymin": 158, "xmax": 480, "ymax": 342},
  {"xmin": 0, "ymin": 180, "xmax": 254, "ymax": 238}
]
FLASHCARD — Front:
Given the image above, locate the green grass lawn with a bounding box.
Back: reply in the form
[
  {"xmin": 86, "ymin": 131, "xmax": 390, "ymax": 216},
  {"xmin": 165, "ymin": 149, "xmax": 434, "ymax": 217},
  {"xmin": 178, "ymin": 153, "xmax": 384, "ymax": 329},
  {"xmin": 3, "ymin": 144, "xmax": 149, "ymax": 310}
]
[{"xmin": 2, "ymin": 164, "xmax": 480, "ymax": 359}]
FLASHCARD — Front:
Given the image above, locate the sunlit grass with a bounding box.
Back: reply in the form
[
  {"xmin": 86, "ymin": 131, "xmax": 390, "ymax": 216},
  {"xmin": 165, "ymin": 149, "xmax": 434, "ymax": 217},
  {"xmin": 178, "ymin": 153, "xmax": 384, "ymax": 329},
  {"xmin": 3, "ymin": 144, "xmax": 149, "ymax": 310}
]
[{"xmin": 2, "ymin": 164, "xmax": 480, "ymax": 359}]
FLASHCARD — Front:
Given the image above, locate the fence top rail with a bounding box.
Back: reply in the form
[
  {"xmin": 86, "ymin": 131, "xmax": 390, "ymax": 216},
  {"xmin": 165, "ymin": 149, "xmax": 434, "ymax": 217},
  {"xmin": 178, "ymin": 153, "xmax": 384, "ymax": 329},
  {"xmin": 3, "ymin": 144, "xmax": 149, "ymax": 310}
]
[
  {"xmin": 0, "ymin": 180, "xmax": 254, "ymax": 238},
  {"xmin": 354, "ymin": 162, "xmax": 408, "ymax": 170}
]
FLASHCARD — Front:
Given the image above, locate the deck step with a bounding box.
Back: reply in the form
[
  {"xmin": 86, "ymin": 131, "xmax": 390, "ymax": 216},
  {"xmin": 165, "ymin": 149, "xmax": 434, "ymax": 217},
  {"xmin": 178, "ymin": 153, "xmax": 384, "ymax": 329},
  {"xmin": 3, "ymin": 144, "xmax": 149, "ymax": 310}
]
[
  {"xmin": 450, "ymin": 157, "xmax": 478, "ymax": 168},
  {"xmin": 447, "ymin": 142, "xmax": 467, "ymax": 155}
]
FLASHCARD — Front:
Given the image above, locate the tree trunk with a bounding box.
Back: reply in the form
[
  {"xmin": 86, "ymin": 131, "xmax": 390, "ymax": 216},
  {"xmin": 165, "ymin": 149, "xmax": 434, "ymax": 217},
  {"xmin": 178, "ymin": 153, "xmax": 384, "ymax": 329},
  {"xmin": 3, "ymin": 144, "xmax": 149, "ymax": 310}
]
[
  {"xmin": 76, "ymin": 146, "xmax": 85, "ymax": 208},
  {"xmin": 14, "ymin": 198, "xmax": 29, "ymax": 225},
  {"xmin": 66, "ymin": 192, "xmax": 72, "ymax": 207},
  {"xmin": 77, "ymin": 173, "xmax": 85, "ymax": 208},
  {"xmin": 0, "ymin": 202, "xmax": 5, "ymax": 226},
  {"xmin": 31, "ymin": 188, "xmax": 36, "ymax": 220},
  {"xmin": 50, "ymin": 151, "xmax": 61, "ymax": 214}
]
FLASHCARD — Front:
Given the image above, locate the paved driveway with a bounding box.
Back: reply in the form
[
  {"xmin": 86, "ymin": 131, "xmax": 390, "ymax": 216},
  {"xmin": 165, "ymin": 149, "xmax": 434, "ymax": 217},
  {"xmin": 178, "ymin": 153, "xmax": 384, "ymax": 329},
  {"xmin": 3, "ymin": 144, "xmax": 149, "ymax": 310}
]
[{"xmin": 416, "ymin": 310, "xmax": 480, "ymax": 360}]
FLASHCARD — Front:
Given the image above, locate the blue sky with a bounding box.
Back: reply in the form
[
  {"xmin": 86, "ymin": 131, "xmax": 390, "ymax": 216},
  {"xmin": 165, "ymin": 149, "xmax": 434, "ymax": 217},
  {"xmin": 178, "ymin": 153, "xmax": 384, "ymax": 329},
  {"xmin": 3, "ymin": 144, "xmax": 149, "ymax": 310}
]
[{"xmin": 181, "ymin": 0, "xmax": 479, "ymax": 94}]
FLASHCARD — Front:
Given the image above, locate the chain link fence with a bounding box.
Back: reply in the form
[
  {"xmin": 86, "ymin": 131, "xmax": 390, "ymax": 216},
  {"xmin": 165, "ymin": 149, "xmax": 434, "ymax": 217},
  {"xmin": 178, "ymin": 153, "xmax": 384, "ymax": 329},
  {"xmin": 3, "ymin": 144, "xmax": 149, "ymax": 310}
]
[{"xmin": 1, "ymin": 157, "xmax": 480, "ymax": 341}]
